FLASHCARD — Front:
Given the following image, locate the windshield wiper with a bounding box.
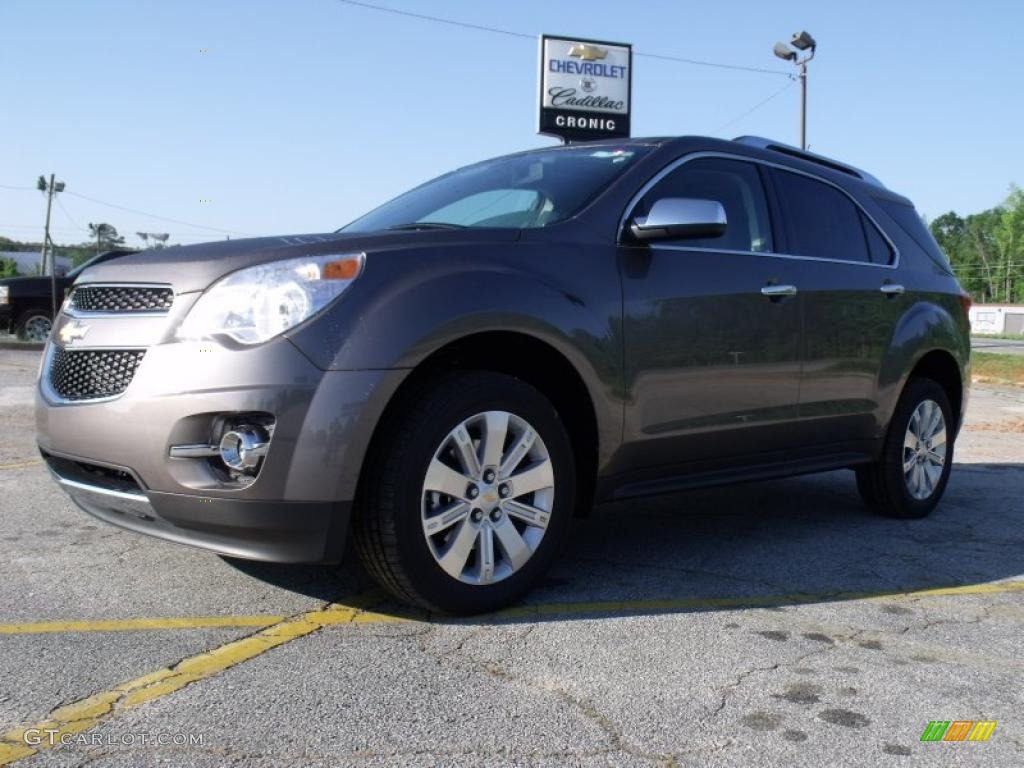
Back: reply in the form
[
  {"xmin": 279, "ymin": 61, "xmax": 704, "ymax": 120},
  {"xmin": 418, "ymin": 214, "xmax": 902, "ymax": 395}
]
[{"xmin": 387, "ymin": 222, "xmax": 467, "ymax": 231}]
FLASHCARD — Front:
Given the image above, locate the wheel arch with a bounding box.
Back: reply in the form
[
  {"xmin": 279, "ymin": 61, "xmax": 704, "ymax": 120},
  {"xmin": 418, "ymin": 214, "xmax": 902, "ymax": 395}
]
[
  {"xmin": 359, "ymin": 330, "xmax": 602, "ymax": 518},
  {"xmin": 906, "ymin": 348, "xmax": 965, "ymax": 432},
  {"xmin": 880, "ymin": 299, "xmax": 969, "ymax": 433}
]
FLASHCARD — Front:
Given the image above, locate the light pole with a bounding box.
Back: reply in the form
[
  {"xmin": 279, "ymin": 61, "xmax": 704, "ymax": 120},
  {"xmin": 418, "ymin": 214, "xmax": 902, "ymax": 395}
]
[
  {"xmin": 773, "ymin": 31, "xmax": 816, "ymax": 150},
  {"xmin": 37, "ymin": 174, "xmax": 66, "ymax": 320}
]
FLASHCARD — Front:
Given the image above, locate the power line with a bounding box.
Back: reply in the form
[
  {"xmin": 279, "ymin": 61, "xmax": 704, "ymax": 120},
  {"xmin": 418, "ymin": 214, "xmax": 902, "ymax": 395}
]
[
  {"xmin": 0, "ymin": 183, "xmax": 36, "ymax": 191},
  {"xmin": 333, "ymin": 0, "xmax": 791, "ymax": 77},
  {"xmin": 0, "ymin": 184, "xmax": 255, "ymax": 236},
  {"xmin": 64, "ymin": 190, "xmax": 255, "ymax": 236},
  {"xmin": 711, "ymin": 80, "xmax": 796, "ymax": 135},
  {"xmin": 55, "ymin": 196, "xmax": 83, "ymax": 229}
]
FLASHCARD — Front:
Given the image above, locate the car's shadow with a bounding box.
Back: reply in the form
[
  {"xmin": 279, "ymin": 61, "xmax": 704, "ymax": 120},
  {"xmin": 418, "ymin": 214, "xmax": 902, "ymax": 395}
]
[{"xmin": 224, "ymin": 462, "xmax": 1024, "ymax": 623}]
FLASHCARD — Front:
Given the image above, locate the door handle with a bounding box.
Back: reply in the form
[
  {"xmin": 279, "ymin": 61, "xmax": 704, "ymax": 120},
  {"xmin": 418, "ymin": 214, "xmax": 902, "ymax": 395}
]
[
  {"xmin": 761, "ymin": 284, "xmax": 798, "ymax": 299},
  {"xmin": 880, "ymin": 283, "xmax": 905, "ymax": 296}
]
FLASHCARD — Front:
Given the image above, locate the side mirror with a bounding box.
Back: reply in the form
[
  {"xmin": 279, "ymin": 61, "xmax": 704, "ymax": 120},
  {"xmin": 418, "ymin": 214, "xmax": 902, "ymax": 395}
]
[{"xmin": 629, "ymin": 198, "xmax": 727, "ymax": 242}]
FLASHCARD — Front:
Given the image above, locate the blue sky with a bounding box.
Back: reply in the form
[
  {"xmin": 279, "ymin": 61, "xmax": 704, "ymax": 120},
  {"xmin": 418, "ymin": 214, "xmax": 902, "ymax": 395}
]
[{"xmin": 2, "ymin": 0, "xmax": 1021, "ymax": 246}]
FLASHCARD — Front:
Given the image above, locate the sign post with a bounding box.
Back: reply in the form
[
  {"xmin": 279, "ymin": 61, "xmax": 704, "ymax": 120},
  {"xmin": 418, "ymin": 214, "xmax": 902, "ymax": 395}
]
[{"xmin": 538, "ymin": 35, "xmax": 632, "ymax": 143}]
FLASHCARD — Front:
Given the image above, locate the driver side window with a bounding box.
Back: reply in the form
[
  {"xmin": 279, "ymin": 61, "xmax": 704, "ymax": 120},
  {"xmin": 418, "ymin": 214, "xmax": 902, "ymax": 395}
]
[{"xmin": 637, "ymin": 158, "xmax": 774, "ymax": 252}]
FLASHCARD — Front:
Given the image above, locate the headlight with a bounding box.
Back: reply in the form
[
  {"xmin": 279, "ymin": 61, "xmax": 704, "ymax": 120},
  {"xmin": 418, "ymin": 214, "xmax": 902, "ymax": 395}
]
[
  {"xmin": 176, "ymin": 253, "xmax": 364, "ymax": 344},
  {"xmin": 0, "ymin": 285, "xmax": 8, "ymax": 305}
]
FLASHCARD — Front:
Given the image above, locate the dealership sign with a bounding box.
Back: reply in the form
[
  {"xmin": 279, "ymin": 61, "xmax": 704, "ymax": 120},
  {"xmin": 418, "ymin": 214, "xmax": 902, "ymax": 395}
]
[{"xmin": 538, "ymin": 35, "xmax": 632, "ymax": 143}]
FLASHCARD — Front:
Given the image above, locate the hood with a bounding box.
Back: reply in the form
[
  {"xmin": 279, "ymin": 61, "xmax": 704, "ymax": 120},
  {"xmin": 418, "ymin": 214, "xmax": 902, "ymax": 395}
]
[{"xmin": 75, "ymin": 229, "xmax": 521, "ymax": 293}]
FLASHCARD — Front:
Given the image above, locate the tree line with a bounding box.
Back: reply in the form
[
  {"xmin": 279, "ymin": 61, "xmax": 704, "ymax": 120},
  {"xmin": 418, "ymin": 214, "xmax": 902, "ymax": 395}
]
[
  {"xmin": 0, "ymin": 223, "xmax": 129, "ymax": 277},
  {"xmin": 930, "ymin": 185, "xmax": 1024, "ymax": 304}
]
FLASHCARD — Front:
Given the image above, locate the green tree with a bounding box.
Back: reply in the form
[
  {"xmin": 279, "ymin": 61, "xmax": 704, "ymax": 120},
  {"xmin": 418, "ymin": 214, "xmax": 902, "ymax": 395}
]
[
  {"xmin": 992, "ymin": 185, "xmax": 1024, "ymax": 303},
  {"xmin": 930, "ymin": 185, "xmax": 1024, "ymax": 305},
  {"xmin": 87, "ymin": 222, "xmax": 125, "ymax": 255},
  {"xmin": 0, "ymin": 257, "xmax": 19, "ymax": 278}
]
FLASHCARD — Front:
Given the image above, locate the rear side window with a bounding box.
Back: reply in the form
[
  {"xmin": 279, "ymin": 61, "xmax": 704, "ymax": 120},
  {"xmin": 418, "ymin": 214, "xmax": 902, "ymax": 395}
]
[
  {"xmin": 861, "ymin": 213, "xmax": 894, "ymax": 265},
  {"xmin": 876, "ymin": 199, "xmax": 950, "ymax": 268},
  {"xmin": 772, "ymin": 169, "xmax": 870, "ymax": 263},
  {"xmin": 635, "ymin": 157, "xmax": 774, "ymax": 252}
]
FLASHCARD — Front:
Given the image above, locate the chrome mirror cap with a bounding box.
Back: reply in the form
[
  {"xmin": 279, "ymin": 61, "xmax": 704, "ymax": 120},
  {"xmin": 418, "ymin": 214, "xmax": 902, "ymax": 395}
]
[{"xmin": 630, "ymin": 198, "xmax": 727, "ymax": 242}]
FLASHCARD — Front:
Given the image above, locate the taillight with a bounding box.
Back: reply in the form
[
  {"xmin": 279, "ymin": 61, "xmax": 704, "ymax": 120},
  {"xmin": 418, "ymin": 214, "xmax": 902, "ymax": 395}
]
[{"xmin": 958, "ymin": 290, "xmax": 972, "ymax": 318}]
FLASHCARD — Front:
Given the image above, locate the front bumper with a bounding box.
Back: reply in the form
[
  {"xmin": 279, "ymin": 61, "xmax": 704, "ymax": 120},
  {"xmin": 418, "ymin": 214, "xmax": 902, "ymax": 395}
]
[
  {"xmin": 36, "ymin": 334, "xmax": 405, "ymax": 563},
  {"xmin": 48, "ymin": 458, "xmax": 349, "ymax": 562}
]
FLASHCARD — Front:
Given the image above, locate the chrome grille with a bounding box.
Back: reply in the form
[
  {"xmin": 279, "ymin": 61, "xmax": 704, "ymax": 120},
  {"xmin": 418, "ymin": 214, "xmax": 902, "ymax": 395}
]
[
  {"xmin": 49, "ymin": 348, "xmax": 145, "ymax": 401},
  {"xmin": 70, "ymin": 285, "xmax": 174, "ymax": 313}
]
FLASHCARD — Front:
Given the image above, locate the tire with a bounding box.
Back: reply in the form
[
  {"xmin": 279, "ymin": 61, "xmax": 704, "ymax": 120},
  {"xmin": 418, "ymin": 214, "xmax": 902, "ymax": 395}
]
[
  {"xmin": 856, "ymin": 377, "xmax": 955, "ymax": 519},
  {"xmin": 16, "ymin": 309, "xmax": 53, "ymax": 343},
  {"xmin": 353, "ymin": 370, "xmax": 575, "ymax": 614}
]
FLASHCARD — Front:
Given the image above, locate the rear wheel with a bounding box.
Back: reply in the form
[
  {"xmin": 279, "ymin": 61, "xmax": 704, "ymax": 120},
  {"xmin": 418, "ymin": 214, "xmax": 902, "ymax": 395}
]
[
  {"xmin": 856, "ymin": 377, "xmax": 954, "ymax": 519},
  {"xmin": 353, "ymin": 370, "xmax": 575, "ymax": 614},
  {"xmin": 16, "ymin": 309, "xmax": 52, "ymax": 342}
]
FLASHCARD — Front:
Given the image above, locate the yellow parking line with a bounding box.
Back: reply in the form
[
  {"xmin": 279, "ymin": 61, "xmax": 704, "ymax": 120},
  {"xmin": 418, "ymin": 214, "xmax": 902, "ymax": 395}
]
[
  {"xmin": 1, "ymin": 580, "xmax": 1022, "ymax": 638},
  {"xmin": 0, "ymin": 615, "xmax": 285, "ymax": 635},
  {"xmin": 487, "ymin": 579, "xmax": 1024, "ymax": 621},
  {"xmin": 0, "ymin": 580, "xmax": 1022, "ymax": 764},
  {"xmin": 0, "ymin": 594, "xmax": 380, "ymax": 766},
  {"xmin": 0, "ymin": 459, "xmax": 42, "ymax": 471}
]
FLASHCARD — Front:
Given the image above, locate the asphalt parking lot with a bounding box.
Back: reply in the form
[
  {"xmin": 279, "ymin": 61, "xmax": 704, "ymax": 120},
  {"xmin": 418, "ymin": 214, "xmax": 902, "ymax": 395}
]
[{"xmin": 1, "ymin": 347, "xmax": 1022, "ymax": 767}]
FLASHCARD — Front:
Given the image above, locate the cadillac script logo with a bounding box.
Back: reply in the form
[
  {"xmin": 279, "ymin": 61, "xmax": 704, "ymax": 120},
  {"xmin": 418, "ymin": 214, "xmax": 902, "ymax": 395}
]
[
  {"xmin": 539, "ymin": 35, "xmax": 632, "ymax": 142},
  {"xmin": 59, "ymin": 320, "xmax": 90, "ymax": 346},
  {"xmin": 568, "ymin": 43, "xmax": 608, "ymax": 61}
]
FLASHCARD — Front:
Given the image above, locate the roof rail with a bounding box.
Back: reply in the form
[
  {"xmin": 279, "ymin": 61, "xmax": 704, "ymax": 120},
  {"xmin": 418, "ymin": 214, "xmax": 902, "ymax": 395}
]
[{"xmin": 732, "ymin": 136, "xmax": 886, "ymax": 189}]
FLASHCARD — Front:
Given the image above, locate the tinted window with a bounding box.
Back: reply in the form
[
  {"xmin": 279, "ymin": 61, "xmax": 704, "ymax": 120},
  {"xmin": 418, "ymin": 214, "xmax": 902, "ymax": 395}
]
[
  {"xmin": 635, "ymin": 158, "xmax": 773, "ymax": 252},
  {"xmin": 877, "ymin": 199, "xmax": 949, "ymax": 267},
  {"xmin": 773, "ymin": 170, "xmax": 869, "ymax": 262},
  {"xmin": 342, "ymin": 146, "xmax": 650, "ymax": 232},
  {"xmin": 861, "ymin": 213, "xmax": 893, "ymax": 265}
]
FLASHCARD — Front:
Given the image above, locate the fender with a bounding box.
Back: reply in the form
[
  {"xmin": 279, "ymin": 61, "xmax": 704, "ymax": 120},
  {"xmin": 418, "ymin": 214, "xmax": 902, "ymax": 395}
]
[
  {"xmin": 877, "ymin": 296, "xmax": 969, "ymax": 427},
  {"xmin": 286, "ymin": 242, "xmax": 626, "ymax": 470}
]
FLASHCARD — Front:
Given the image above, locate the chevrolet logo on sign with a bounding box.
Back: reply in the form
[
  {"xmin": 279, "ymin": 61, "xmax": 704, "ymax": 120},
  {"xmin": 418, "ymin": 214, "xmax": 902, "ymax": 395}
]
[
  {"xmin": 58, "ymin": 320, "xmax": 90, "ymax": 346},
  {"xmin": 567, "ymin": 44, "xmax": 608, "ymax": 61}
]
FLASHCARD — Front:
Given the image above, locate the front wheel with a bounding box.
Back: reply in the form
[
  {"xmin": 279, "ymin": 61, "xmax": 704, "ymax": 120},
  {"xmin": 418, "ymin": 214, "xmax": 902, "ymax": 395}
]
[
  {"xmin": 16, "ymin": 309, "xmax": 53, "ymax": 342},
  {"xmin": 856, "ymin": 377, "xmax": 955, "ymax": 519},
  {"xmin": 353, "ymin": 370, "xmax": 575, "ymax": 614}
]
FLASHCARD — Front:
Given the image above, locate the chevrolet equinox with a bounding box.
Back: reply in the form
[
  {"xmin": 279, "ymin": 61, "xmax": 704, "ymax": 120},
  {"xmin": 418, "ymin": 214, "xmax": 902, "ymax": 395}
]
[{"xmin": 36, "ymin": 136, "xmax": 971, "ymax": 613}]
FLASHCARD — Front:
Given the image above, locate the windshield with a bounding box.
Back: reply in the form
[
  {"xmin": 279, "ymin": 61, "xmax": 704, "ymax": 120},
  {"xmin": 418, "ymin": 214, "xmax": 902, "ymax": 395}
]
[{"xmin": 340, "ymin": 145, "xmax": 650, "ymax": 233}]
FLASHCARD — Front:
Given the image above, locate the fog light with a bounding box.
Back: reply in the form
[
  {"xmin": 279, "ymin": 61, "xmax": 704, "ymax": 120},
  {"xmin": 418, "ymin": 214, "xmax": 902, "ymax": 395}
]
[{"xmin": 219, "ymin": 427, "xmax": 269, "ymax": 473}]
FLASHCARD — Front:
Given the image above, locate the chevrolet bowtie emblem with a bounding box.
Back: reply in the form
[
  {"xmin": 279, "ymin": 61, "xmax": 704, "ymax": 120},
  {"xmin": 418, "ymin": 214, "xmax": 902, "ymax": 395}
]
[
  {"xmin": 568, "ymin": 44, "xmax": 608, "ymax": 61},
  {"xmin": 59, "ymin": 321, "xmax": 89, "ymax": 346}
]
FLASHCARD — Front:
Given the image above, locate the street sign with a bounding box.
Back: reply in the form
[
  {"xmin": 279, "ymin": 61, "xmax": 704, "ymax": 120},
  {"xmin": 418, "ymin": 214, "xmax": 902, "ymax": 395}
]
[{"xmin": 538, "ymin": 35, "xmax": 632, "ymax": 143}]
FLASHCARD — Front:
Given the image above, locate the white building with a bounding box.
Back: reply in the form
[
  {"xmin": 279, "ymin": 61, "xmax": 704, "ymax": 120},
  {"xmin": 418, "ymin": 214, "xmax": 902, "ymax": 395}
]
[
  {"xmin": 0, "ymin": 250, "xmax": 72, "ymax": 276},
  {"xmin": 969, "ymin": 304, "xmax": 1024, "ymax": 335}
]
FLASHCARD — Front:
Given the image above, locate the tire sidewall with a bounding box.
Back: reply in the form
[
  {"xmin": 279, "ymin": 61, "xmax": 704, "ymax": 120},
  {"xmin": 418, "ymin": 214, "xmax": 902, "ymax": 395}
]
[{"xmin": 390, "ymin": 374, "xmax": 575, "ymax": 613}]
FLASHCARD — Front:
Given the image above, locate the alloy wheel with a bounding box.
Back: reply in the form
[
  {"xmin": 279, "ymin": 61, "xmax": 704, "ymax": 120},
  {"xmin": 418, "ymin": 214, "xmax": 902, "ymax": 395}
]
[
  {"xmin": 22, "ymin": 315, "xmax": 52, "ymax": 343},
  {"xmin": 902, "ymin": 399, "xmax": 947, "ymax": 500},
  {"xmin": 421, "ymin": 411, "xmax": 554, "ymax": 585}
]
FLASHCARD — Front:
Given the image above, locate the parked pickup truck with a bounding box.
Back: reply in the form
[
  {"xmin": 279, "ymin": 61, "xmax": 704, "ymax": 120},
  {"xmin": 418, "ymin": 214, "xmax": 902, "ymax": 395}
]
[{"xmin": 0, "ymin": 250, "xmax": 137, "ymax": 341}]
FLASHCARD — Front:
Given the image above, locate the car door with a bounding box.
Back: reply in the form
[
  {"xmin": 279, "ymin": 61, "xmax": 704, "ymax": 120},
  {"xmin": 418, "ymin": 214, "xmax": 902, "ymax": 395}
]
[
  {"xmin": 767, "ymin": 167, "xmax": 902, "ymax": 448},
  {"xmin": 616, "ymin": 156, "xmax": 804, "ymax": 480}
]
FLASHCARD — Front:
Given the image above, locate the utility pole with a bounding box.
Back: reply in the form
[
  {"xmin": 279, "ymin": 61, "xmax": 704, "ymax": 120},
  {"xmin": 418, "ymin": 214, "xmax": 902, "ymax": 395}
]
[
  {"xmin": 37, "ymin": 174, "xmax": 66, "ymax": 321},
  {"xmin": 773, "ymin": 31, "xmax": 817, "ymax": 151},
  {"xmin": 799, "ymin": 58, "xmax": 808, "ymax": 151}
]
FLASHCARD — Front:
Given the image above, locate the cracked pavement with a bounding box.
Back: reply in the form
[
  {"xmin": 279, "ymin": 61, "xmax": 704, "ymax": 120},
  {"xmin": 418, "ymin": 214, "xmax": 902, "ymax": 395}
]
[{"xmin": 1, "ymin": 348, "xmax": 1023, "ymax": 766}]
